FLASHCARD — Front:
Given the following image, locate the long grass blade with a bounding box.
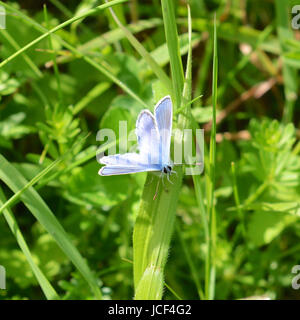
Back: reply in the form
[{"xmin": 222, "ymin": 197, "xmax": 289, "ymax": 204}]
[
  {"xmin": 133, "ymin": 2, "xmax": 192, "ymax": 300},
  {"xmin": 0, "ymin": 154, "xmax": 102, "ymax": 299},
  {"xmin": 106, "ymin": 0, "xmax": 173, "ymax": 94},
  {"xmin": 0, "ymin": 29, "xmax": 43, "ymax": 78},
  {"xmin": 0, "ymin": 0, "xmax": 128, "ymax": 68},
  {"xmin": 0, "ymin": 188, "xmax": 59, "ymax": 300},
  {"xmin": 275, "ymin": 0, "xmax": 298, "ymax": 123},
  {"xmin": 205, "ymin": 14, "xmax": 218, "ymax": 300},
  {"xmin": 160, "ymin": 0, "xmax": 184, "ymax": 109},
  {"xmin": 0, "ymin": 1, "xmax": 148, "ymax": 108}
]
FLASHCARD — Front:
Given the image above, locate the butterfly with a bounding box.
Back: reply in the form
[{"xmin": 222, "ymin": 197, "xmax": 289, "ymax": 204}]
[{"xmin": 99, "ymin": 95, "xmax": 175, "ymax": 182}]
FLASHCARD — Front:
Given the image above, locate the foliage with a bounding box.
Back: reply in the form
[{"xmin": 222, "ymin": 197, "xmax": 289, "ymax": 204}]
[{"xmin": 0, "ymin": 0, "xmax": 299, "ymax": 300}]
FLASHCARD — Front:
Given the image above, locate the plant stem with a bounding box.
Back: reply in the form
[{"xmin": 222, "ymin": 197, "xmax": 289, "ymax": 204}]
[{"xmin": 205, "ymin": 15, "xmax": 218, "ymax": 300}]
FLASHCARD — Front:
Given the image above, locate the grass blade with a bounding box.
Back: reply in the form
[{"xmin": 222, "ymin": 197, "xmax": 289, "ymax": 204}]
[
  {"xmin": 231, "ymin": 162, "xmax": 246, "ymax": 239},
  {"xmin": 205, "ymin": 15, "xmax": 218, "ymax": 300},
  {"xmin": 133, "ymin": 3, "xmax": 192, "ymax": 300},
  {"xmin": 107, "ymin": 0, "xmax": 173, "ymax": 94},
  {"xmin": 0, "ymin": 29, "xmax": 43, "ymax": 78},
  {"xmin": 0, "ymin": 0, "xmax": 148, "ymax": 107},
  {"xmin": 0, "ymin": 154, "xmax": 102, "ymax": 299},
  {"xmin": 133, "ymin": 173, "xmax": 183, "ymax": 299},
  {"xmin": 0, "ymin": 187, "xmax": 59, "ymax": 300},
  {"xmin": 275, "ymin": 0, "xmax": 298, "ymax": 123},
  {"xmin": 0, "ymin": 0, "xmax": 128, "ymax": 68},
  {"xmin": 0, "ymin": 159, "xmax": 61, "ymax": 216},
  {"xmin": 0, "ymin": 1, "xmax": 148, "ymax": 108},
  {"xmin": 161, "ymin": 0, "xmax": 184, "ymax": 109}
]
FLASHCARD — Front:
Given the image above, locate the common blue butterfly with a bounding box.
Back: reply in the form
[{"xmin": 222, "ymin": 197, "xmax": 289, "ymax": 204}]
[{"xmin": 99, "ymin": 95, "xmax": 174, "ymax": 181}]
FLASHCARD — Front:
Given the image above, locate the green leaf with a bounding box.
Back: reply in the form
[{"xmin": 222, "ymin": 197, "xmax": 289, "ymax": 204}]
[
  {"xmin": 283, "ymin": 51, "xmax": 300, "ymax": 69},
  {"xmin": 0, "ymin": 187, "xmax": 59, "ymax": 299},
  {"xmin": 0, "ymin": 112, "xmax": 34, "ymax": 140},
  {"xmin": 248, "ymin": 210, "xmax": 298, "ymax": 246},
  {"xmin": 0, "ymin": 154, "xmax": 102, "ymax": 299},
  {"xmin": 192, "ymin": 106, "xmax": 219, "ymax": 123},
  {"xmin": 134, "ymin": 265, "xmax": 163, "ymax": 300},
  {"xmin": 0, "ymin": 0, "xmax": 129, "ymax": 68},
  {"xmin": 275, "ymin": 0, "xmax": 298, "ymax": 122},
  {"xmin": 107, "ymin": 3, "xmax": 172, "ymax": 94},
  {"xmin": 0, "ymin": 72, "xmax": 20, "ymax": 96},
  {"xmin": 161, "ymin": 0, "xmax": 184, "ymax": 108},
  {"xmin": 138, "ymin": 33, "xmax": 201, "ymax": 78},
  {"xmin": 64, "ymin": 162, "xmax": 131, "ymax": 207},
  {"xmin": 133, "ymin": 2, "xmax": 191, "ymax": 300}
]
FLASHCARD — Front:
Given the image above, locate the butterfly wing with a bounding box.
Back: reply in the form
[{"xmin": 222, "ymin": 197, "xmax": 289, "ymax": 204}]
[
  {"xmin": 154, "ymin": 95, "xmax": 172, "ymax": 165},
  {"xmin": 135, "ymin": 110, "xmax": 161, "ymax": 165},
  {"xmin": 99, "ymin": 153, "xmax": 160, "ymax": 176},
  {"xmin": 99, "ymin": 99, "xmax": 171, "ymax": 176},
  {"xmin": 99, "ymin": 165, "xmax": 158, "ymax": 176},
  {"xmin": 100, "ymin": 153, "xmax": 143, "ymax": 166}
]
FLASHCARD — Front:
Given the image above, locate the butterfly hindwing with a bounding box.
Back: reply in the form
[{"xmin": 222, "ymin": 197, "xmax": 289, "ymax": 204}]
[
  {"xmin": 99, "ymin": 165, "xmax": 158, "ymax": 176},
  {"xmin": 100, "ymin": 153, "xmax": 144, "ymax": 166},
  {"xmin": 99, "ymin": 153, "xmax": 160, "ymax": 176}
]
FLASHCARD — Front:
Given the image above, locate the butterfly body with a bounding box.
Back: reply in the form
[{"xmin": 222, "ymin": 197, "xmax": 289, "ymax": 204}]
[{"xmin": 99, "ymin": 96, "xmax": 174, "ymax": 178}]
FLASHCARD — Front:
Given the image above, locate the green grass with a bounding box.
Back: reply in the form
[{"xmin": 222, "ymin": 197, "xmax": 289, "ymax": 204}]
[
  {"xmin": 275, "ymin": 0, "xmax": 298, "ymax": 123},
  {"xmin": 132, "ymin": 0, "xmax": 187, "ymax": 300},
  {"xmin": 0, "ymin": 188, "xmax": 59, "ymax": 299},
  {"xmin": 205, "ymin": 15, "xmax": 218, "ymax": 300},
  {"xmin": 0, "ymin": 154, "xmax": 101, "ymax": 299},
  {"xmin": 0, "ymin": 0, "xmax": 299, "ymax": 300}
]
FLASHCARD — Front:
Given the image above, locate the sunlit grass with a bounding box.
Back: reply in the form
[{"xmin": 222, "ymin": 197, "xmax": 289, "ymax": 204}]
[{"xmin": 0, "ymin": 0, "xmax": 299, "ymax": 300}]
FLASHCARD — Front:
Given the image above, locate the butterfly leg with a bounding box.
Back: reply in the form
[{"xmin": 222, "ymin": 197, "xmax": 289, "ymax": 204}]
[
  {"xmin": 171, "ymin": 169, "xmax": 177, "ymax": 176},
  {"xmin": 166, "ymin": 173, "xmax": 173, "ymax": 184}
]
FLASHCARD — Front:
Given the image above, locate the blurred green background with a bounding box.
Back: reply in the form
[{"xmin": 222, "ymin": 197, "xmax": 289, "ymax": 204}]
[{"xmin": 0, "ymin": 0, "xmax": 299, "ymax": 300}]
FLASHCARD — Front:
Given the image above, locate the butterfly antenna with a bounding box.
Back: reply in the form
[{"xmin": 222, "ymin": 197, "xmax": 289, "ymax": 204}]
[
  {"xmin": 153, "ymin": 178, "xmax": 160, "ymax": 200},
  {"xmin": 167, "ymin": 174, "xmax": 173, "ymax": 185}
]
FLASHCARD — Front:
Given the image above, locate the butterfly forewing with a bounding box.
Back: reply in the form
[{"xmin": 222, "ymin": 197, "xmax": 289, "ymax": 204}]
[
  {"xmin": 135, "ymin": 110, "xmax": 160, "ymax": 166},
  {"xmin": 154, "ymin": 96, "xmax": 172, "ymax": 166}
]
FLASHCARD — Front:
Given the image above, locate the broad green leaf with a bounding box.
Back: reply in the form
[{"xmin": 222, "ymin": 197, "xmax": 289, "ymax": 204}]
[
  {"xmin": 248, "ymin": 210, "xmax": 298, "ymax": 246},
  {"xmin": 64, "ymin": 162, "xmax": 131, "ymax": 207}
]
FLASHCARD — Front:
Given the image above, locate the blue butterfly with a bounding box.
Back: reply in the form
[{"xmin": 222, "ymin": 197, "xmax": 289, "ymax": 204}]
[{"xmin": 99, "ymin": 96, "xmax": 174, "ymax": 181}]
